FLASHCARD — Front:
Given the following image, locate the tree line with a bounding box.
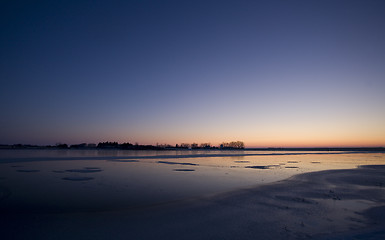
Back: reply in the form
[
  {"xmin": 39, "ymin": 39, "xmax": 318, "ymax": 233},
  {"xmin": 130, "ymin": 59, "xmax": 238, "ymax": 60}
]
[{"xmin": 0, "ymin": 141, "xmax": 245, "ymax": 150}]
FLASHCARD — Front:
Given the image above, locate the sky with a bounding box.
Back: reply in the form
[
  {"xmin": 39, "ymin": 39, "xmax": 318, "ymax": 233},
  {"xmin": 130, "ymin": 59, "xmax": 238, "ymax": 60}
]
[{"xmin": 1, "ymin": 0, "xmax": 385, "ymax": 147}]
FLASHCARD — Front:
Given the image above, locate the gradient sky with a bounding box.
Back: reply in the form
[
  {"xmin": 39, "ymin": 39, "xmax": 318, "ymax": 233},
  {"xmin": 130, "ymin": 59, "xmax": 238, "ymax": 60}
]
[{"xmin": 1, "ymin": 0, "xmax": 385, "ymax": 147}]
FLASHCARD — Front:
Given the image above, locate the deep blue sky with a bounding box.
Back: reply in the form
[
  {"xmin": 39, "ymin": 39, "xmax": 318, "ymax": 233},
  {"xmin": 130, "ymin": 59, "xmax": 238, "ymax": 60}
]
[{"xmin": 1, "ymin": 0, "xmax": 385, "ymax": 147}]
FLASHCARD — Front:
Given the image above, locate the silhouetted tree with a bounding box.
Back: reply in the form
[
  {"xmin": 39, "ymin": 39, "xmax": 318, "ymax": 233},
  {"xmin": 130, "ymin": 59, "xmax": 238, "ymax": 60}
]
[
  {"xmin": 180, "ymin": 143, "xmax": 191, "ymax": 149},
  {"xmin": 120, "ymin": 142, "xmax": 133, "ymax": 149},
  {"xmin": 220, "ymin": 141, "xmax": 244, "ymax": 149},
  {"xmin": 70, "ymin": 143, "xmax": 87, "ymax": 149},
  {"xmin": 191, "ymin": 143, "xmax": 199, "ymax": 149},
  {"xmin": 97, "ymin": 141, "xmax": 119, "ymax": 148},
  {"xmin": 56, "ymin": 143, "xmax": 68, "ymax": 149},
  {"xmin": 200, "ymin": 143, "xmax": 211, "ymax": 148}
]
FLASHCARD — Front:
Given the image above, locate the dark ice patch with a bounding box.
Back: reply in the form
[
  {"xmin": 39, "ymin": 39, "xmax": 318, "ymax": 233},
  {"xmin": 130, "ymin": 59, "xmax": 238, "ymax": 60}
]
[
  {"xmin": 65, "ymin": 168, "xmax": 102, "ymax": 173},
  {"xmin": 62, "ymin": 177, "xmax": 94, "ymax": 181},
  {"xmin": 157, "ymin": 161, "xmax": 198, "ymax": 166},
  {"xmin": 246, "ymin": 166, "xmax": 271, "ymax": 169},
  {"xmin": 109, "ymin": 159, "xmax": 139, "ymax": 163},
  {"xmin": 173, "ymin": 169, "xmax": 195, "ymax": 172}
]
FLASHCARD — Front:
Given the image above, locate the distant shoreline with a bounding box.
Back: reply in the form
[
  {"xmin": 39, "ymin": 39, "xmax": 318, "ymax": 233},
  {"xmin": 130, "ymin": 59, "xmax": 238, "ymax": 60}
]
[
  {"xmin": 0, "ymin": 144, "xmax": 384, "ymax": 153},
  {"xmin": 246, "ymin": 147, "xmax": 385, "ymax": 152}
]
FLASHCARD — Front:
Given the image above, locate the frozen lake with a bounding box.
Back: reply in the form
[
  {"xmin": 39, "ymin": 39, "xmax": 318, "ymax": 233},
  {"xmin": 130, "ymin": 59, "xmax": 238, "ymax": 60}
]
[{"xmin": 0, "ymin": 149, "xmax": 384, "ymax": 213}]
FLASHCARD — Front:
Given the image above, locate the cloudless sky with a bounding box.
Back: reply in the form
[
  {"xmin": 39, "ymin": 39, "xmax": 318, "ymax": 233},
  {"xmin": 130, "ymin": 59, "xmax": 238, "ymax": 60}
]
[{"xmin": 1, "ymin": 0, "xmax": 385, "ymax": 147}]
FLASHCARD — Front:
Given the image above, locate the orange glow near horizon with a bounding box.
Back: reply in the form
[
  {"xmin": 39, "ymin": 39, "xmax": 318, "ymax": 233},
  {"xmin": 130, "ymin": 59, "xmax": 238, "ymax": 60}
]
[{"xmin": 108, "ymin": 133, "xmax": 385, "ymax": 149}]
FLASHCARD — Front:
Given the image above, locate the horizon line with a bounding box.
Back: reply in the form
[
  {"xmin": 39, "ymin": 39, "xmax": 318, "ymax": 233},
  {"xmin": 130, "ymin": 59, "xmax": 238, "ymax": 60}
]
[{"xmin": 1, "ymin": 143, "xmax": 384, "ymax": 150}]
